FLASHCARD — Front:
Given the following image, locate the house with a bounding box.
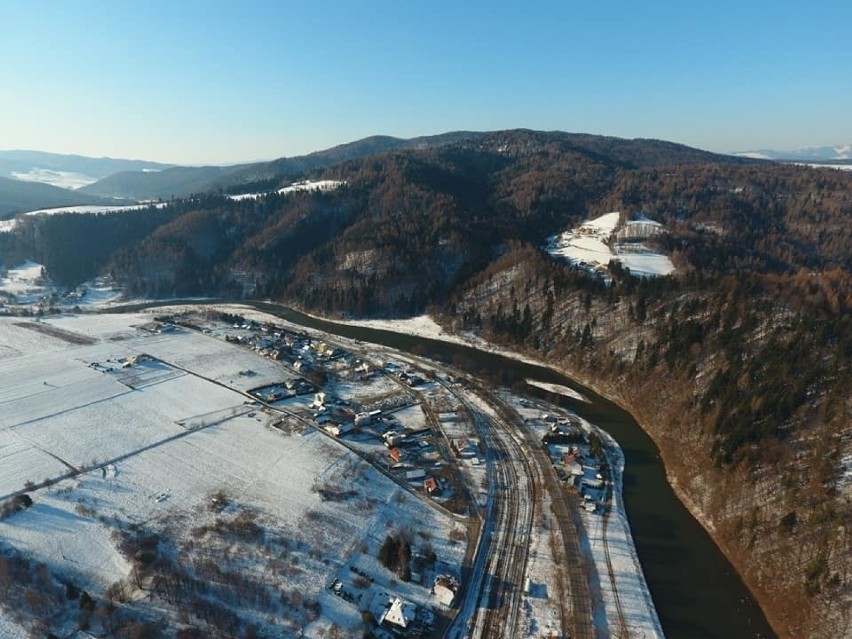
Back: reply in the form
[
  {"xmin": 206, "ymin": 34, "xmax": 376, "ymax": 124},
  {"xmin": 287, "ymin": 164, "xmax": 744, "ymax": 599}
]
[
  {"xmin": 405, "ymin": 469, "xmax": 426, "ymax": 482},
  {"xmin": 424, "ymin": 477, "xmax": 440, "ymax": 495},
  {"xmin": 565, "ymin": 460, "xmax": 584, "ymax": 477},
  {"xmin": 355, "ymin": 411, "xmax": 372, "ymax": 427},
  {"xmin": 383, "ymin": 431, "xmax": 405, "ymax": 447},
  {"xmin": 432, "ymin": 575, "xmax": 459, "ymax": 608},
  {"xmin": 379, "ymin": 596, "xmax": 417, "ymax": 629},
  {"xmin": 310, "ymin": 392, "xmax": 326, "ymax": 410},
  {"xmin": 388, "ymin": 448, "xmax": 404, "ymax": 464},
  {"xmin": 324, "ymin": 422, "xmax": 353, "ymax": 437}
]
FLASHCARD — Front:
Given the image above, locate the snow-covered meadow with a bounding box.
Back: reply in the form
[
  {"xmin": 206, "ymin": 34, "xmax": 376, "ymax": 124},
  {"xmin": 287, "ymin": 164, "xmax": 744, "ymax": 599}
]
[
  {"xmin": 547, "ymin": 211, "xmax": 675, "ymax": 278},
  {"xmin": 228, "ymin": 179, "xmax": 345, "ymax": 201},
  {"xmin": 0, "ymin": 260, "xmax": 124, "ymax": 308}
]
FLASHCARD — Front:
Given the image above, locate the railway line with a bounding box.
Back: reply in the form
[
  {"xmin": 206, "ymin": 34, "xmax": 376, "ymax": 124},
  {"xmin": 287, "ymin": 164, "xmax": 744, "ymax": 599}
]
[{"xmin": 487, "ymin": 391, "xmax": 597, "ymax": 639}]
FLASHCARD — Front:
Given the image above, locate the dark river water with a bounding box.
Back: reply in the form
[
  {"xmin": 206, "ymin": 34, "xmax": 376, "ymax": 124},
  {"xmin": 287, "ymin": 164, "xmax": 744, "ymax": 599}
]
[{"xmin": 253, "ymin": 303, "xmax": 777, "ymax": 639}]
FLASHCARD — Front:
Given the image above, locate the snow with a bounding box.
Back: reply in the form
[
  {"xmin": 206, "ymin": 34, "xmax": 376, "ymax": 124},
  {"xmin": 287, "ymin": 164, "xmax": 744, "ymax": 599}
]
[
  {"xmin": 22, "ymin": 203, "xmax": 159, "ymax": 216},
  {"xmin": 525, "ymin": 379, "xmax": 588, "ymax": 402},
  {"xmin": 0, "ymin": 261, "xmax": 51, "ymax": 303},
  {"xmin": 0, "ymin": 261, "xmax": 126, "ymax": 309},
  {"xmin": 792, "ymin": 162, "xmax": 852, "ymax": 171},
  {"xmin": 278, "ymin": 309, "xmax": 663, "ymax": 638},
  {"xmin": 547, "ymin": 211, "xmax": 675, "ymax": 278},
  {"xmin": 277, "ymin": 179, "xmax": 344, "ymax": 195},
  {"xmin": 228, "ymin": 179, "xmax": 345, "ymax": 201},
  {"xmin": 10, "ymin": 168, "xmax": 98, "ymax": 189},
  {"xmin": 734, "ymin": 152, "xmax": 771, "ymax": 160},
  {"xmin": 335, "ymin": 314, "xmax": 464, "ymax": 344}
]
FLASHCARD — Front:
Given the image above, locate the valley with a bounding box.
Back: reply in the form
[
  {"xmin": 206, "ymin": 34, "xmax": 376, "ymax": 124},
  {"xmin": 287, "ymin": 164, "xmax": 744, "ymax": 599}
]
[{"xmin": 0, "ymin": 128, "xmax": 849, "ymax": 638}]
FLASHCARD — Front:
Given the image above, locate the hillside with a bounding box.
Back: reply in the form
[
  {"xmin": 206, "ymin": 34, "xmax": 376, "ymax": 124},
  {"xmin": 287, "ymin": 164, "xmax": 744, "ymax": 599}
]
[
  {"xmin": 76, "ymin": 131, "xmax": 484, "ymax": 201},
  {"xmin": 1, "ymin": 129, "xmax": 849, "ymax": 636},
  {"xmin": 77, "ymin": 165, "xmax": 241, "ymax": 200},
  {"xmin": 0, "ymin": 176, "xmax": 126, "ymax": 218}
]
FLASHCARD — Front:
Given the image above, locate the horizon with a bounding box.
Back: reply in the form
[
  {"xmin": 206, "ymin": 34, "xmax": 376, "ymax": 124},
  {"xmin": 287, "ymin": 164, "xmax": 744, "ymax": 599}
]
[
  {"xmin": 2, "ymin": 129, "xmax": 852, "ymax": 168},
  {"xmin": 2, "ymin": 1, "xmax": 851, "ymax": 165}
]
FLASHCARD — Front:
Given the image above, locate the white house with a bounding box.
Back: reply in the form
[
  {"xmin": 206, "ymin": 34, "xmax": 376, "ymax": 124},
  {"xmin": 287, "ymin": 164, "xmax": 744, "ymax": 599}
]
[{"xmin": 380, "ymin": 596, "xmax": 416, "ymax": 629}]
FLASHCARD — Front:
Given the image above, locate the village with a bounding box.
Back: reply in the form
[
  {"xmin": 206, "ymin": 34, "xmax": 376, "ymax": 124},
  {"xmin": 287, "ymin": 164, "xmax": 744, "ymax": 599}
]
[
  {"xmin": 152, "ymin": 308, "xmax": 617, "ymax": 637},
  {"xmin": 0, "ymin": 304, "xmax": 635, "ymax": 639}
]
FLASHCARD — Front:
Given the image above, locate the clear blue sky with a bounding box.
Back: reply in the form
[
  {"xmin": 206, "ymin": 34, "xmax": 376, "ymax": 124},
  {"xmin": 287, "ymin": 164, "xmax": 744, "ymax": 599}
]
[{"xmin": 1, "ymin": 0, "xmax": 850, "ymax": 164}]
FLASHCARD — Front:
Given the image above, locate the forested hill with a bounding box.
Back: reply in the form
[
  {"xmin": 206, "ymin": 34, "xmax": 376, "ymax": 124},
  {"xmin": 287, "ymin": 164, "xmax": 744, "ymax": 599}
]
[
  {"xmin": 1, "ymin": 129, "xmax": 850, "ymax": 637},
  {"xmin": 76, "ymin": 130, "xmax": 484, "ymax": 200},
  {"xmin": 0, "ymin": 176, "xmax": 124, "ymax": 218}
]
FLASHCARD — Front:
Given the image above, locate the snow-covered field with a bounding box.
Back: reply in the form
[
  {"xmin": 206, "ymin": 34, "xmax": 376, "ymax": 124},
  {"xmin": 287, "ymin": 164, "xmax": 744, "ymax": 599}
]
[
  {"xmin": 0, "ymin": 261, "xmax": 51, "ymax": 304},
  {"xmin": 547, "ymin": 211, "xmax": 675, "ymax": 278},
  {"xmin": 23, "ymin": 203, "xmax": 158, "ymax": 216},
  {"xmin": 0, "ymin": 202, "xmax": 165, "ymax": 233},
  {"xmin": 0, "ymin": 312, "xmax": 465, "ymax": 637},
  {"xmin": 228, "ymin": 179, "xmax": 345, "ymax": 201},
  {"xmin": 792, "ymin": 162, "xmax": 852, "ymax": 171},
  {"xmin": 0, "ymin": 261, "xmax": 124, "ymax": 308},
  {"xmin": 525, "ymin": 379, "xmax": 588, "ymax": 403}
]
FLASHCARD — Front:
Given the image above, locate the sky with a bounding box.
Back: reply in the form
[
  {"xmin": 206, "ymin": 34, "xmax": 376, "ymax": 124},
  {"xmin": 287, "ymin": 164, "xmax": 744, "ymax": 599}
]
[{"xmin": 1, "ymin": 0, "xmax": 850, "ymax": 165}]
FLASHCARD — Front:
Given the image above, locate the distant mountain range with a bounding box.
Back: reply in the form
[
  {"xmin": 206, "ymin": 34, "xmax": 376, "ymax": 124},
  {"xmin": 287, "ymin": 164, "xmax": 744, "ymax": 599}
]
[
  {"xmin": 734, "ymin": 144, "xmax": 852, "ymax": 161},
  {"xmin": 3, "ymin": 130, "xmax": 758, "ymax": 205},
  {"xmin": 0, "ymin": 150, "xmax": 174, "ymax": 189}
]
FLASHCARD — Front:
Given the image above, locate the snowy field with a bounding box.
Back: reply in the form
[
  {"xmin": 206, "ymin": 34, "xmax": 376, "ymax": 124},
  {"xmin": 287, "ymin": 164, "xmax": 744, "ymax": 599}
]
[
  {"xmin": 228, "ymin": 179, "xmax": 345, "ymax": 201},
  {"xmin": 792, "ymin": 162, "xmax": 852, "ymax": 171},
  {"xmin": 526, "ymin": 379, "xmax": 588, "ymax": 403},
  {"xmin": 0, "ymin": 261, "xmax": 52, "ymax": 304},
  {"xmin": 23, "ymin": 203, "xmax": 160, "ymax": 216},
  {"xmin": 0, "ymin": 261, "xmax": 124, "ymax": 308},
  {"xmin": 0, "ymin": 311, "xmax": 466, "ymax": 637},
  {"xmin": 121, "ymin": 304, "xmax": 664, "ymax": 637},
  {"xmin": 0, "ymin": 202, "xmax": 167, "ymax": 233},
  {"xmin": 547, "ymin": 211, "xmax": 675, "ymax": 277}
]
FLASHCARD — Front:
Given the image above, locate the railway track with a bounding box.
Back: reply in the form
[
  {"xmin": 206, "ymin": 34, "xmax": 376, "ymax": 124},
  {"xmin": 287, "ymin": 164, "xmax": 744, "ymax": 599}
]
[
  {"xmin": 463, "ymin": 400, "xmax": 534, "ymax": 639},
  {"xmin": 487, "ymin": 392, "xmax": 596, "ymax": 639},
  {"xmin": 601, "ymin": 510, "xmax": 629, "ymax": 638}
]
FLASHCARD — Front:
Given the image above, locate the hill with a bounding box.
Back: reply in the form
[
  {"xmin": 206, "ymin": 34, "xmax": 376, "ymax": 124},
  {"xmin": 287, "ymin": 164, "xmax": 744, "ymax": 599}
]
[
  {"xmin": 77, "ymin": 131, "xmax": 485, "ymax": 200},
  {"xmin": 77, "ymin": 165, "xmax": 239, "ymax": 200},
  {"xmin": 0, "ymin": 176, "xmax": 127, "ymax": 218}
]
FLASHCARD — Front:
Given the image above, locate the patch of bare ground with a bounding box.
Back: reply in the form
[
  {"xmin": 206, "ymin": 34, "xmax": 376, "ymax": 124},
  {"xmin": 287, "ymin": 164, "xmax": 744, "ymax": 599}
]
[{"xmin": 13, "ymin": 321, "xmax": 97, "ymax": 345}]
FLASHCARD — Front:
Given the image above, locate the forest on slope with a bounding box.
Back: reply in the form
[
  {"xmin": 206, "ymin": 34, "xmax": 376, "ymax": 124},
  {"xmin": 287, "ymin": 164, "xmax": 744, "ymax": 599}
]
[{"xmin": 1, "ymin": 129, "xmax": 849, "ymax": 637}]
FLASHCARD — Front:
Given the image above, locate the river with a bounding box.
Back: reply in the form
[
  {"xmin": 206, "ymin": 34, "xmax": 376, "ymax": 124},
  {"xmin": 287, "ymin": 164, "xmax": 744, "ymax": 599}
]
[{"xmin": 253, "ymin": 303, "xmax": 777, "ymax": 639}]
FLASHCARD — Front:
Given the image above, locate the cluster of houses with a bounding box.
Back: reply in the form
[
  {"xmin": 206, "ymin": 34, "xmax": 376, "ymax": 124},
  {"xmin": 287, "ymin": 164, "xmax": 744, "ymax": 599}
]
[
  {"xmin": 365, "ymin": 572, "xmax": 460, "ymax": 636},
  {"xmin": 542, "ymin": 421, "xmax": 608, "ymax": 513},
  {"xmin": 224, "ymin": 319, "xmax": 371, "ymax": 379},
  {"xmin": 212, "ymin": 316, "xmax": 457, "ymax": 504}
]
